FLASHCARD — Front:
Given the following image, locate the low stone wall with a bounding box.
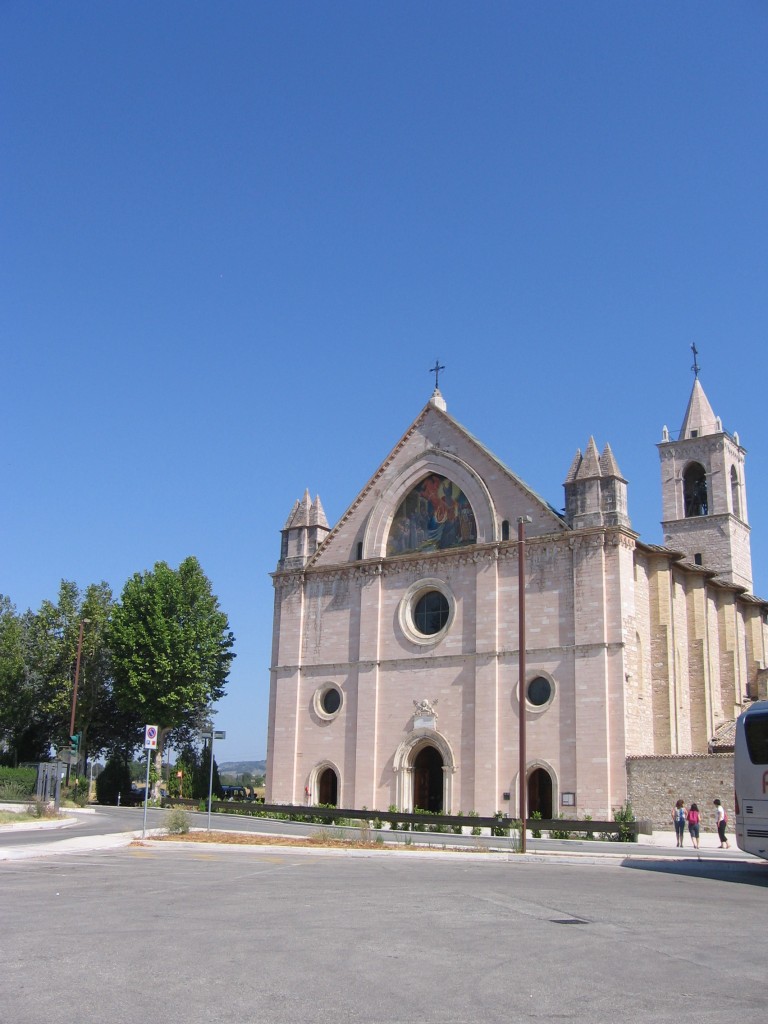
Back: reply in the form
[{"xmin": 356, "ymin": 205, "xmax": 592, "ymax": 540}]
[{"xmin": 626, "ymin": 754, "xmax": 734, "ymax": 832}]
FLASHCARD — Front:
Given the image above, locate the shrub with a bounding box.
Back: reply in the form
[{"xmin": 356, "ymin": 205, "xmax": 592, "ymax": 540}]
[
  {"xmin": 0, "ymin": 781, "xmax": 30, "ymax": 802},
  {"xmin": 468, "ymin": 810, "xmax": 481, "ymax": 836},
  {"xmin": 0, "ymin": 767, "xmax": 37, "ymax": 798},
  {"xmin": 530, "ymin": 810, "xmax": 542, "ymax": 839},
  {"xmin": 613, "ymin": 802, "xmax": 637, "ymax": 843},
  {"xmin": 165, "ymin": 808, "xmax": 191, "ymax": 834}
]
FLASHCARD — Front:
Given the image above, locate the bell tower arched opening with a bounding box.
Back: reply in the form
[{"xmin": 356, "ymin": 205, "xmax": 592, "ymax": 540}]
[{"xmin": 683, "ymin": 462, "xmax": 708, "ymax": 517}]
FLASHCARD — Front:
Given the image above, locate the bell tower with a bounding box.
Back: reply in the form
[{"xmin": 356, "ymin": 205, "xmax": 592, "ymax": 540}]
[{"xmin": 658, "ymin": 348, "xmax": 752, "ymax": 591}]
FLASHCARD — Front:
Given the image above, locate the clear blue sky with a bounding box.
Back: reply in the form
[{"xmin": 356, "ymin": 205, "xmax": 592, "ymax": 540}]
[{"xmin": 3, "ymin": 3, "xmax": 767, "ymax": 761}]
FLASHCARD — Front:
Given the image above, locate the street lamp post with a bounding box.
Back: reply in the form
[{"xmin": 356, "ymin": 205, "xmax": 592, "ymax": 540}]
[
  {"xmin": 66, "ymin": 618, "xmax": 90, "ymax": 785},
  {"xmin": 518, "ymin": 516, "xmax": 531, "ymax": 853}
]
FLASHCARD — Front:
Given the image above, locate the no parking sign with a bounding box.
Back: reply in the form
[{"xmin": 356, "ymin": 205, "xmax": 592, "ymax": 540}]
[{"xmin": 144, "ymin": 724, "xmax": 158, "ymax": 749}]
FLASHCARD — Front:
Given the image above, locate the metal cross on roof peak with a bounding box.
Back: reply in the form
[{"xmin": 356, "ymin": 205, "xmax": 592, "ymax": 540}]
[
  {"xmin": 691, "ymin": 343, "xmax": 700, "ymax": 379},
  {"xmin": 429, "ymin": 359, "xmax": 445, "ymax": 390}
]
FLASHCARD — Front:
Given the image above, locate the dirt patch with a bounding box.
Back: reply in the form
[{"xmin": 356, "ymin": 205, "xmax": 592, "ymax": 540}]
[{"xmin": 132, "ymin": 830, "xmax": 488, "ymax": 852}]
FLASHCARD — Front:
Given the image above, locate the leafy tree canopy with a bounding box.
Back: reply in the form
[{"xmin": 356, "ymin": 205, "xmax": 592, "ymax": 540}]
[{"xmin": 108, "ymin": 557, "xmax": 235, "ymax": 739}]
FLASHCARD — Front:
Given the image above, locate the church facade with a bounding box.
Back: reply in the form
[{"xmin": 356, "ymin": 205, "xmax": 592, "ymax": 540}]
[{"xmin": 266, "ymin": 376, "xmax": 768, "ymax": 819}]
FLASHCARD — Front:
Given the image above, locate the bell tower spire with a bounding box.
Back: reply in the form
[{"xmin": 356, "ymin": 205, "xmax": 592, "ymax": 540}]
[{"xmin": 658, "ymin": 352, "xmax": 752, "ymax": 590}]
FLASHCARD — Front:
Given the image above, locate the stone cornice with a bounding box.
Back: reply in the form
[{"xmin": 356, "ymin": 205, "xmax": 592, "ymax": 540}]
[{"xmin": 271, "ymin": 640, "xmax": 626, "ymax": 675}]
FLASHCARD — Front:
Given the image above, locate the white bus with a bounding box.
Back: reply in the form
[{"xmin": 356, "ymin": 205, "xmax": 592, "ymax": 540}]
[{"xmin": 734, "ymin": 700, "xmax": 768, "ymax": 860}]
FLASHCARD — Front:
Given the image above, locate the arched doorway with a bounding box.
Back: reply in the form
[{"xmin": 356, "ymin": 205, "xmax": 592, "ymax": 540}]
[
  {"xmin": 527, "ymin": 767, "xmax": 553, "ymax": 819},
  {"xmin": 318, "ymin": 767, "xmax": 338, "ymax": 806},
  {"xmin": 412, "ymin": 745, "xmax": 443, "ymax": 812}
]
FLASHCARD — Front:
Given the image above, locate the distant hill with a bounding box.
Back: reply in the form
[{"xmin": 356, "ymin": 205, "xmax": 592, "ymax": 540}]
[{"xmin": 218, "ymin": 760, "xmax": 266, "ymax": 776}]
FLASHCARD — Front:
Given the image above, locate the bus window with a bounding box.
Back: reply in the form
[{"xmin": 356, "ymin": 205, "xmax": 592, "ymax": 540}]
[{"xmin": 744, "ymin": 712, "xmax": 768, "ymax": 764}]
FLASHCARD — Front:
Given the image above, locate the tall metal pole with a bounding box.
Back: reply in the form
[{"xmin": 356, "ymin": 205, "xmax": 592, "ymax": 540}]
[
  {"xmin": 66, "ymin": 618, "xmax": 88, "ymax": 785},
  {"xmin": 207, "ymin": 736, "xmax": 215, "ymax": 831},
  {"xmin": 518, "ymin": 516, "xmax": 531, "ymax": 853}
]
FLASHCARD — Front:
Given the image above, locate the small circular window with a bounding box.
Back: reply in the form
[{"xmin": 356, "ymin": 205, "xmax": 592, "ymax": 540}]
[
  {"xmin": 314, "ymin": 685, "xmax": 343, "ymax": 720},
  {"xmin": 321, "ymin": 688, "xmax": 341, "ymax": 714},
  {"xmin": 399, "ymin": 578, "xmax": 456, "ymax": 646},
  {"xmin": 527, "ymin": 676, "xmax": 553, "ymax": 708},
  {"xmin": 413, "ymin": 591, "xmax": 449, "ymax": 635}
]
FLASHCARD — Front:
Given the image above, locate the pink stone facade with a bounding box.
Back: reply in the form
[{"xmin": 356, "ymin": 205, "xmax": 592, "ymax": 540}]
[{"xmin": 266, "ymin": 384, "xmax": 768, "ymax": 819}]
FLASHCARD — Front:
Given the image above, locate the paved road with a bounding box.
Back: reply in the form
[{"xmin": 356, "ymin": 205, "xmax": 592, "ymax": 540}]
[
  {"xmin": 1, "ymin": 840, "xmax": 767, "ymax": 1024},
  {"xmin": 0, "ymin": 803, "xmax": 752, "ymax": 860}
]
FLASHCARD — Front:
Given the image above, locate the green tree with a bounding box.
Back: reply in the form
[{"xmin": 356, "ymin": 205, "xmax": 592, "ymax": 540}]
[
  {"xmin": 23, "ymin": 581, "xmax": 120, "ymax": 768},
  {"xmin": 96, "ymin": 754, "xmax": 132, "ymax": 805},
  {"xmin": 107, "ymin": 557, "xmax": 235, "ymax": 789},
  {"xmin": 0, "ymin": 597, "xmax": 28, "ymax": 765},
  {"xmin": 193, "ymin": 743, "xmax": 224, "ymax": 800}
]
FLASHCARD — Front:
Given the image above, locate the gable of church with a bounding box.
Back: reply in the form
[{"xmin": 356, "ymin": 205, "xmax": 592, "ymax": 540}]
[{"xmin": 307, "ymin": 400, "xmax": 567, "ymax": 570}]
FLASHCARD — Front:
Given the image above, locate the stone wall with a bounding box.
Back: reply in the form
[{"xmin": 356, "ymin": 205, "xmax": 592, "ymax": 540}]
[{"xmin": 626, "ymin": 754, "xmax": 734, "ymax": 832}]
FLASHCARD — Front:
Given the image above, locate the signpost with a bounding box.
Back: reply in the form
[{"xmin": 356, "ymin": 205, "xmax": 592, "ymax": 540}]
[
  {"xmin": 202, "ymin": 728, "xmax": 226, "ymax": 831},
  {"xmin": 142, "ymin": 725, "xmax": 158, "ymax": 838}
]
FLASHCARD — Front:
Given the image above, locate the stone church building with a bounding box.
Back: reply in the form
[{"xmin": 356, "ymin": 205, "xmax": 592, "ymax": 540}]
[{"xmin": 266, "ymin": 373, "xmax": 768, "ymax": 819}]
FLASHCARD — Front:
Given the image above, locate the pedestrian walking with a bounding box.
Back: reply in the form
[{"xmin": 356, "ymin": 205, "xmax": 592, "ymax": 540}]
[
  {"xmin": 672, "ymin": 799, "xmax": 687, "ymax": 847},
  {"xmin": 687, "ymin": 802, "xmax": 701, "ymax": 849},
  {"xmin": 713, "ymin": 798, "xmax": 730, "ymax": 848}
]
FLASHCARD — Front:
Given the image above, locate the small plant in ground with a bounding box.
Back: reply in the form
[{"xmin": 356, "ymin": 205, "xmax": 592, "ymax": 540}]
[
  {"xmin": 491, "ymin": 812, "xmax": 510, "ymax": 837},
  {"xmin": 451, "ymin": 812, "xmax": 464, "ymax": 835},
  {"xmin": 613, "ymin": 802, "xmax": 637, "ymax": 843},
  {"xmin": 165, "ymin": 808, "xmax": 191, "ymax": 834},
  {"xmin": 508, "ymin": 821, "xmax": 523, "ymax": 853},
  {"xmin": 468, "ymin": 810, "xmax": 481, "ymax": 836},
  {"xmin": 550, "ymin": 814, "xmax": 572, "ymax": 840},
  {"xmin": 358, "ymin": 819, "xmax": 372, "ymax": 843},
  {"xmin": 581, "ymin": 813, "xmax": 594, "ymax": 840},
  {"xmin": 312, "ymin": 827, "xmax": 344, "ymax": 844},
  {"xmin": 530, "ymin": 810, "xmax": 542, "ymax": 839},
  {"xmin": 26, "ymin": 799, "xmax": 55, "ymax": 818}
]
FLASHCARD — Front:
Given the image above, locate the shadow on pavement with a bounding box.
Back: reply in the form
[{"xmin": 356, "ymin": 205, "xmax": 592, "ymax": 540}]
[{"xmin": 620, "ymin": 856, "xmax": 768, "ymax": 887}]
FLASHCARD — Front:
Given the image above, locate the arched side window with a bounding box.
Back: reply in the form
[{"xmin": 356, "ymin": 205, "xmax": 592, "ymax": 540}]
[
  {"xmin": 501, "ymin": 519, "xmax": 510, "ymax": 541},
  {"xmin": 731, "ymin": 466, "xmax": 741, "ymax": 519},
  {"xmin": 683, "ymin": 462, "xmax": 708, "ymax": 518}
]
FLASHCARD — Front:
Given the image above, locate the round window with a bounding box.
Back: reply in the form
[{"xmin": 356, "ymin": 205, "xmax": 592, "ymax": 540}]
[
  {"xmin": 321, "ymin": 688, "xmax": 341, "ymax": 715},
  {"xmin": 314, "ymin": 685, "xmax": 343, "ymax": 720},
  {"xmin": 399, "ymin": 578, "xmax": 455, "ymax": 646},
  {"xmin": 527, "ymin": 676, "xmax": 552, "ymax": 707},
  {"xmin": 413, "ymin": 590, "xmax": 450, "ymax": 636}
]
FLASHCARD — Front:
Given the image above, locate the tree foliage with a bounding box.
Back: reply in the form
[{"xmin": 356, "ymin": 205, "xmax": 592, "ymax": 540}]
[
  {"xmin": 96, "ymin": 755, "xmax": 132, "ymax": 805},
  {"xmin": 0, "ymin": 556, "xmax": 235, "ymax": 779},
  {"xmin": 108, "ymin": 557, "xmax": 235, "ymax": 738}
]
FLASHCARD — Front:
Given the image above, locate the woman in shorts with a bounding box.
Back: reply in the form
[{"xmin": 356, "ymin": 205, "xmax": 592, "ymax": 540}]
[{"xmin": 687, "ymin": 802, "xmax": 700, "ymax": 849}]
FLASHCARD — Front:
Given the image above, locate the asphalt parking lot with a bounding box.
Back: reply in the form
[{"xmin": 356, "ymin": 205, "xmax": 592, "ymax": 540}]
[{"xmin": 2, "ymin": 841, "xmax": 766, "ymax": 1024}]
